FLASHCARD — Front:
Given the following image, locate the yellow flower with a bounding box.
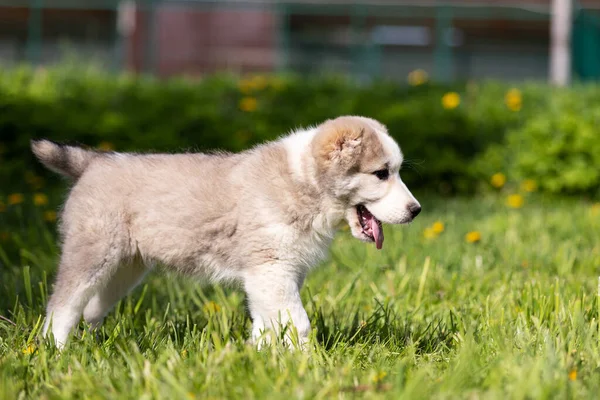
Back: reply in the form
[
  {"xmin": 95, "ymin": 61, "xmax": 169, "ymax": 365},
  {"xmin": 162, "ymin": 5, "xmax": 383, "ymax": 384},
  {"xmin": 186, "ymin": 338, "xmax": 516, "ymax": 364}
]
[
  {"xmin": 22, "ymin": 344, "xmax": 36, "ymax": 355},
  {"xmin": 98, "ymin": 141, "xmax": 114, "ymax": 151},
  {"xmin": 407, "ymin": 69, "xmax": 428, "ymax": 86},
  {"xmin": 239, "ymin": 97, "xmax": 258, "ymax": 112},
  {"xmin": 568, "ymin": 369, "xmax": 577, "ymax": 381},
  {"xmin": 423, "ymin": 227, "xmax": 437, "ymax": 239},
  {"xmin": 506, "ymin": 194, "xmax": 524, "ymax": 209},
  {"xmin": 203, "ymin": 301, "xmax": 221, "ymax": 313},
  {"xmin": 465, "ymin": 231, "xmax": 481, "ymax": 243},
  {"xmin": 43, "ymin": 210, "xmax": 57, "ymax": 222},
  {"xmin": 591, "ymin": 203, "xmax": 600, "ymax": 216},
  {"xmin": 520, "ymin": 179, "xmax": 537, "ymax": 193},
  {"xmin": 239, "ymin": 75, "xmax": 268, "ymax": 94},
  {"xmin": 442, "ymin": 92, "xmax": 460, "ymax": 110},
  {"xmin": 505, "ymin": 88, "xmax": 522, "ymax": 112},
  {"xmin": 8, "ymin": 193, "xmax": 24, "ymax": 205},
  {"xmin": 33, "ymin": 193, "xmax": 48, "ymax": 206},
  {"xmin": 372, "ymin": 371, "xmax": 387, "ymax": 384},
  {"xmin": 432, "ymin": 221, "xmax": 444, "ymax": 234},
  {"xmin": 490, "ymin": 173, "xmax": 506, "ymax": 189}
]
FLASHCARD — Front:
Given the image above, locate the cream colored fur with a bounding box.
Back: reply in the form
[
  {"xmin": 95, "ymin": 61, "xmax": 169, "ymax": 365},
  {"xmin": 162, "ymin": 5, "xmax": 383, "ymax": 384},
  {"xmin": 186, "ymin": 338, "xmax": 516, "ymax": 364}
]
[{"xmin": 32, "ymin": 116, "xmax": 421, "ymax": 349}]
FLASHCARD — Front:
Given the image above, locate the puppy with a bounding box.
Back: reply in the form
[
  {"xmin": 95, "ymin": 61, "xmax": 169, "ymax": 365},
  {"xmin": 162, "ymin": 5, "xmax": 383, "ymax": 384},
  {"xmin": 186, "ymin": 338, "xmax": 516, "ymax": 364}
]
[{"xmin": 32, "ymin": 116, "xmax": 421, "ymax": 348}]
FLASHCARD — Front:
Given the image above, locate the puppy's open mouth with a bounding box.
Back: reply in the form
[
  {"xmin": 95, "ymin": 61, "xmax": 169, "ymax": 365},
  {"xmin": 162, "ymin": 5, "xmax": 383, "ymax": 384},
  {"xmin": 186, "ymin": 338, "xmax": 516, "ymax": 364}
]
[{"xmin": 356, "ymin": 205, "xmax": 384, "ymax": 250}]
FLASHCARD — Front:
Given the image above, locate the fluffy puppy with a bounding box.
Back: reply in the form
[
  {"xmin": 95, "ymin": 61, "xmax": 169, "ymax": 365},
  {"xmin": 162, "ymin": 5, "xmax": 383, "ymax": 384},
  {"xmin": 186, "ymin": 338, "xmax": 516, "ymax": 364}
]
[{"xmin": 32, "ymin": 116, "xmax": 421, "ymax": 348}]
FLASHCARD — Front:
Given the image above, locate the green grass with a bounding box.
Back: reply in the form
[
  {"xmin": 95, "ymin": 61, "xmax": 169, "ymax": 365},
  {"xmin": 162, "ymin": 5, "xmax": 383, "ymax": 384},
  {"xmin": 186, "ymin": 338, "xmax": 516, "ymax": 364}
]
[{"xmin": 1, "ymin": 191, "xmax": 600, "ymax": 399}]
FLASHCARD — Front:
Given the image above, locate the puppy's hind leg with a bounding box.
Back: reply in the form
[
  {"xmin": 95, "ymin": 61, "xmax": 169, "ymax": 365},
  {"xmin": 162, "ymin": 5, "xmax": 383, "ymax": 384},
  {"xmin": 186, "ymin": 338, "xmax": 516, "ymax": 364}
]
[
  {"xmin": 83, "ymin": 260, "xmax": 149, "ymax": 328},
  {"xmin": 43, "ymin": 237, "xmax": 125, "ymax": 348}
]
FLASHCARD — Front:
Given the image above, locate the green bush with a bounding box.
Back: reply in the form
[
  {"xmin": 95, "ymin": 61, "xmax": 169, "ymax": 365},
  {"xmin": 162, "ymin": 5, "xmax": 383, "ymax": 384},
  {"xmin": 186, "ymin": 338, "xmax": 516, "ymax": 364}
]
[
  {"xmin": 475, "ymin": 86, "xmax": 600, "ymax": 196},
  {"xmin": 2, "ymin": 65, "xmax": 595, "ymax": 196}
]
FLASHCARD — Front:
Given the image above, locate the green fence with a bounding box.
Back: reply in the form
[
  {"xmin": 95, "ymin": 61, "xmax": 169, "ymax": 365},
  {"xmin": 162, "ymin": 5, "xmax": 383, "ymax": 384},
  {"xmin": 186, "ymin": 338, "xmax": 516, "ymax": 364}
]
[{"xmin": 573, "ymin": 8, "xmax": 600, "ymax": 81}]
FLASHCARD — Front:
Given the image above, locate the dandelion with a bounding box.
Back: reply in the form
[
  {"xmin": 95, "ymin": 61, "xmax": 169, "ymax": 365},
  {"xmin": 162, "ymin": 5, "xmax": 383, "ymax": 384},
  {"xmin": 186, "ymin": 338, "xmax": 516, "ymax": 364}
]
[
  {"xmin": 520, "ymin": 179, "xmax": 537, "ymax": 193},
  {"xmin": 22, "ymin": 344, "xmax": 36, "ymax": 355},
  {"xmin": 505, "ymin": 88, "xmax": 522, "ymax": 112},
  {"xmin": 43, "ymin": 210, "xmax": 57, "ymax": 222},
  {"xmin": 442, "ymin": 92, "xmax": 460, "ymax": 110},
  {"xmin": 203, "ymin": 301, "xmax": 221, "ymax": 313},
  {"xmin": 407, "ymin": 69, "xmax": 428, "ymax": 86},
  {"xmin": 98, "ymin": 141, "xmax": 114, "ymax": 151},
  {"xmin": 372, "ymin": 371, "xmax": 387, "ymax": 384},
  {"xmin": 423, "ymin": 227, "xmax": 437, "ymax": 239},
  {"xmin": 8, "ymin": 193, "xmax": 24, "ymax": 205},
  {"xmin": 239, "ymin": 75, "xmax": 268, "ymax": 94},
  {"xmin": 568, "ymin": 369, "xmax": 577, "ymax": 381},
  {"xmin": 465, "ymin": 231, "xmax": 481, "ymax": 243},
  {"xmin": 432, "ymin": 221, "xmax": 444, "ymax": 234},
  {"xmin": 239, "ymin": 97, "xmax": 258, "ymax": 112},
  {"xmin": 506, "ymin": 194, "xmax": 524, "ymax": 209},
  {"xmin": 33, "ymin": 193, "xmax": 48, "ymax": 206},
  {"xmin": 490, "ymin": 173, "xmax": 506, "ymax": 189}
]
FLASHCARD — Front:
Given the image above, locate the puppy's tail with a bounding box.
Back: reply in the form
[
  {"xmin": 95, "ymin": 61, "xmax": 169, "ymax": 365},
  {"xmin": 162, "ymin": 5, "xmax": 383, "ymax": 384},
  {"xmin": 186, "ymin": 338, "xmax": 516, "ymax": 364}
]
[{"xmin": 31, "ymin": 140, "xmax": 100, "ymax": 179}]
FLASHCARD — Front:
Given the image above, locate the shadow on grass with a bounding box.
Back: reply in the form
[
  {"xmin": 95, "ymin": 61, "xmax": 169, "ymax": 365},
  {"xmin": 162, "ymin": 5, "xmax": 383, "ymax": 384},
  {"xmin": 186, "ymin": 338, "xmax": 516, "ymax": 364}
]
[{"xmin": 312, "ymin": 299, "xmax": 459, "ymax": 354}]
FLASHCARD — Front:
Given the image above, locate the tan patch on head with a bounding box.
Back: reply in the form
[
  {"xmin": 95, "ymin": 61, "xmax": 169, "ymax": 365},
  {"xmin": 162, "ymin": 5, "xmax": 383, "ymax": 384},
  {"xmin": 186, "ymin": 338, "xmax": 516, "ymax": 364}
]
[{"xmin": 311, "ymin": 116, "xmax": 387, "ymax": 173}]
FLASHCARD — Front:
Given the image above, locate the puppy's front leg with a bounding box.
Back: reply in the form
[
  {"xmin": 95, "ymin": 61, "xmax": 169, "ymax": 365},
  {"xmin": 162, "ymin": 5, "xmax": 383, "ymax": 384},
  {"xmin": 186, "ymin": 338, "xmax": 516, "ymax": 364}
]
[{"xmin": 243, "ymin": 265, "xmax": 310, "ymax": 349}]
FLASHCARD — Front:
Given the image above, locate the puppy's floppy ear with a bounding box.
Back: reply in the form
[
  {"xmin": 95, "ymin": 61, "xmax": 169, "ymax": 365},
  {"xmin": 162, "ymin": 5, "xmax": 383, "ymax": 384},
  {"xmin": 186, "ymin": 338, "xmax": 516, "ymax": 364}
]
[{"xmin": 312, "ymin": 117, "xmax": 364, "ymax": 169}]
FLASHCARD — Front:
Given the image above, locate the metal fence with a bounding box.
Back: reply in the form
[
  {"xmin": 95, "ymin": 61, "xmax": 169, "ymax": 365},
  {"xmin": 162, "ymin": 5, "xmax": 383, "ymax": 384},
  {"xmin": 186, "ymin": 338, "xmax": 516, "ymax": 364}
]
[{"xmin": 0, "ymin": 0, "xmax": 599, "ymax": 81}]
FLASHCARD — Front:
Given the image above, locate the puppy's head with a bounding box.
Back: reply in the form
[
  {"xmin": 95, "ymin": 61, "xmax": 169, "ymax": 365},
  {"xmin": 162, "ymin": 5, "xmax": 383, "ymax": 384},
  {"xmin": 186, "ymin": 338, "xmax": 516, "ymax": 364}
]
[{"xmin": 312, "ymin": 116, "xmax": 421, "ymax": 249}]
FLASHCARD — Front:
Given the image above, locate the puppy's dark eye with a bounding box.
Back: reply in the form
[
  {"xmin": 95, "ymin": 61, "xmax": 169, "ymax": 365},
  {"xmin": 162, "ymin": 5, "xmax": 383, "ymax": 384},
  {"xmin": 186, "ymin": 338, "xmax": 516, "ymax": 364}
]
[{"xmin": 373, "ymin": 169, "xmax": 389, "ymax": 180}]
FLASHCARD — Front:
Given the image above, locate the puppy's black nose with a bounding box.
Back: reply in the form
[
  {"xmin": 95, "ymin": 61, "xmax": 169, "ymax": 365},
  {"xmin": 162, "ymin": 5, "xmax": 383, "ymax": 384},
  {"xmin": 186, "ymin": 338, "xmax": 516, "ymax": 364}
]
[{"xmin": 408, "ymin": 203, "xmax": 422, "ymax": 219}]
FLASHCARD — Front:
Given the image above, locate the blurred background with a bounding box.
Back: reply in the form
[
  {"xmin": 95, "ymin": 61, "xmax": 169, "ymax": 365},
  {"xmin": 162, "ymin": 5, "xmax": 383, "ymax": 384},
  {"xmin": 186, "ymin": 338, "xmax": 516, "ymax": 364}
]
[
  {"xmin": 1, "ymin": 0, "xmax": 600, "ymax": 82},
  {"xmin": 1, "ymin": 0, "xmax": 600, "ymax": 198}
]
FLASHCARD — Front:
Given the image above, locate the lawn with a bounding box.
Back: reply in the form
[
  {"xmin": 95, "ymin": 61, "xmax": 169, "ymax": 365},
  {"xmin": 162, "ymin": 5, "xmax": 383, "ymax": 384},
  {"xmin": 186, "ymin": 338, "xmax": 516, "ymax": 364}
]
[{"xmin": 1, "ymin": 191, "xmax": 600, "ymax": 399}]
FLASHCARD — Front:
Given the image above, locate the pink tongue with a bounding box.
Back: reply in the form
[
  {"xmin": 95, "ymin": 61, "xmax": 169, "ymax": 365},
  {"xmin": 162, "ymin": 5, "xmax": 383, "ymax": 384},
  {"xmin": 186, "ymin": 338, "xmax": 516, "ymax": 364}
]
[{"xmin": 370, "ymin": 217, "xmax": 384, "ymax": 250}]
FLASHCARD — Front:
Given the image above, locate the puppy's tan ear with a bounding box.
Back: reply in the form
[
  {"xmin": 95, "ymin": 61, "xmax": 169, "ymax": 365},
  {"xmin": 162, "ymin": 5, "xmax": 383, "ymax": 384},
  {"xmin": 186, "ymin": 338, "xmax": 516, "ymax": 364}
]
[{"xmin": 312, "ymin": 118, "xmax": 364, "ymax": 169}]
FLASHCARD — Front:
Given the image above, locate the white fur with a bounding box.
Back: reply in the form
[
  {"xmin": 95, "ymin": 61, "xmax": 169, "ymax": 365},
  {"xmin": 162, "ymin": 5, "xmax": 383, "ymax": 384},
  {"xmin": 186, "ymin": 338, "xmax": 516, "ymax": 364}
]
[{"xmin": 283, "ymin": 127, "xmax": 319, "ymax": 187}]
